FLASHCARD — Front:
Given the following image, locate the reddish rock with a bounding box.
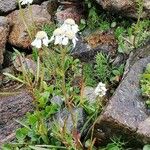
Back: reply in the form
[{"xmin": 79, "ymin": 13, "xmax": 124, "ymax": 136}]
[
  {"xmin": 55, "ymin": 1, "xmax": 85, "ymax": 24},
  {"xmin": 72, "ymin": 31, "xmax": 117, "ymax": 62},
  {"xmin": 7, "ymin": 4, "xmax": 51, "ymax": 49},
  {"xmin": 0, "ymin": 17, "xmax": 10, "ymax": 66}
]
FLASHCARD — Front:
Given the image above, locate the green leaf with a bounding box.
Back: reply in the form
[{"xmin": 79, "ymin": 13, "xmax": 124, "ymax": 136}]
[
  {"xmin": 143, "ymin": 145, "xmax": 150, "ymax": 150},
  {"xmin": 1, "ymin": 144, "xmax": 12, "ymax": 150},
  {"xmin": 3, "ymin": 73, "xmax": 24, "ymax": 83},
  {"xmin": 112, "ymin": 70, "xmax": 120, "ymax": 76},
  {"xmin": 106, "ymin": 143, "xmax": 120, "ymax": 150},
  {"xmin": 28, "ymin": 114, "xmax": 38, "ymax": 125},
  {"xmin": 45, "ymin": 104, "xmax": 58, "ymax": 117},
  {"xmin": 142, "ymin": 74, "xmax": 150, "ymax": 79},
  {"xmin": 16, "ymin": 128, "xmax": 28, "ymax": 142}
]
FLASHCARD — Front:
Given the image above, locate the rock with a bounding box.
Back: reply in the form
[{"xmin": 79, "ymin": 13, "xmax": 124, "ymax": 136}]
[
  {"xmin": 123, "ymin": 41, "xmax": 150, "ymax": 78},
  {"xmin": 55, "ymin": 1, "xmax": 85, "ymax": 24},
  {"xmin": 0, "ymin": 0, "xmax": 46, "ymax": 15},
  {"xmin": 95, "ymin": 0, "xmax": 150, "ymax": 19},
  {"xmin": 137, "ymin": 117, "xmax": 150, "ymax": 143},
  {"xmin": 42, "ymin": 1, "xmax": 58, "ymax": 20},
  {"xmin": 0, "ymin": 0, "xmax": 16, "ymax": 15},
  {"xmin": 72, "ymin": 31, "xmax": 117, "ymax": 62},
  {"xmin": 0, "ymin": 88, "xmax": 34, "ymax": 145},
  {"xmin": 50, "ymin": 95, "xmax": 64, "ymax": 107},
  {"xmin": 7, "ymin": 4, "xmax": 51, "ymax": 49},
  {"xmin": 0, "ymin": 17, "xmax": 10, "ymax": 67},
  {"xmin": 94, "ymin": 43, "xmax": 150, "ymax": 145},
  {"xmin": 55, "ymin": 107, "xmax": 86, "ymax": 133},
  {"xmin": 83, "ymin": 87, "xmax": 97, "ymax": 104}
]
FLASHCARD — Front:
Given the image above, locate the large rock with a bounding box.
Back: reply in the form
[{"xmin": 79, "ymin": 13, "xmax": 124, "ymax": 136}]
[
  {"xmin": 0, "ymin": 88, "xmax": 34, "ymax": 145},
  {"xmin": 95, "ymin": 0, "xmax": 150, "ymax": 19},
  {"xmin": 7, "ymin": 4, "xmax": 51, "ymax": 49},
  {"xmin": 0, "ymin": 17, "xmax": 10, "ymax": 67},
  {"xmin": 72, "ymin": 31, "xmax": 117, "ymax": 62},
  {"xmin": 94, "ymin": 43, "xmax": 150, "ymax": 145},
  {"xmin": 0, "ymin": 0, "xmax": 46, "ymax": 15},
  {"xmin": 55, "ymin": 1, "xmax": 84, "ymax": 24}
]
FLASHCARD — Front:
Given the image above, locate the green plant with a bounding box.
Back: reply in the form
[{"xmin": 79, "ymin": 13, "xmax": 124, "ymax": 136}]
[
  {"xmin": 95, "ymin": 53, "xmax": 110, "ymax": 83},
  {"xmin": 100, "ymin": 137, "xmax": 125, "ymax": 150},
  {"xmin": 42, "ymin": 24, "xmax": 56, "ymax": 38},
  {"xmin": 83, "ymin": 63, "xmax": 96, "ymax": 87},
  {"xmin": 83, "ymin": 52, "xmax": 124, "ymax": 87},
  {"xmin": 140, "ymin": 63, "xmax": 150, "ymax": 107},
  {"xmin": 143, "ymin": 145, "xmax": 150, "ymax": 150}
]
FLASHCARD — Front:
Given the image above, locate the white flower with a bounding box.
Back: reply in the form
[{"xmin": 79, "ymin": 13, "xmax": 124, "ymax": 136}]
[
  {"xmin": 62, "ymin": 31, "xmax": 78, "ymax": 47},
  {"xmin": 49, "ymin": 28, "xmax": 78, "ymax": 47},
  {"xmin": 49, "ymin": 28, "xmax": 65, "ymax": 45},
  {"xmin": 31, "ymin": 31, "xmax": 49, "ymax": 49},
  {"xmin": 19, "ymin": 0, "xmax": 33, "ymax": 5},
  {"xmin": 94, "ymin": 82, "xmax": 107, "ymax": 97},
  {"xmin": 61, "ymin": 18, "xmax": 79, "ymax": 33}
]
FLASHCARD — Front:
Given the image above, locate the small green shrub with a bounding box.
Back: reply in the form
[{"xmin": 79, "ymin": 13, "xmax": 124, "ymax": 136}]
[
  {"xmin": 83, "ymin": 52, "xmax": 124, "ymax": 87},
  {"xmin": 140, "ymin": 63, "xmax": 150, "ymax": 107},
  {"xmin": 100, "ymin": 137, "xmax": 125, "ymax": 150}
]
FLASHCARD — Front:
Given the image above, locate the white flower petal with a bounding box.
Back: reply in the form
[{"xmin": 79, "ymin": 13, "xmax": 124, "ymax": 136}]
[
  {"xmin": 72, "ymin": 38, "xmax": 77, "ymax": 48},
  {"xmin": 31, "ymin": 38, "xmax": 42, "ymax": 49},
  {"xmin": 54, "ymin": 36, "xmax": 62, "ymax": 45},
  {"xmin": 19, "ymin": 0, "xmax": 33, "ymax": 5},
  {"xmin": 61, "ymin": 24, "xmax": 69, "ymax": 32},
  {"xmin": 62, "ymin": 37, "xmax": 69, "ymax": 45},
  {"xmin": 94, "ymin": 82, "xmax": 107, "ymax": 97},
  {"xmin": 49, "ymin": 35, "xmax": 55, "ymax": 42},
  {"xmin": 43, "ymin": 37, "xmax": 49, "ymax": 47},
  {"xmin": 71, "ymin": 24, "xmax": 79, "ymax": 33}
]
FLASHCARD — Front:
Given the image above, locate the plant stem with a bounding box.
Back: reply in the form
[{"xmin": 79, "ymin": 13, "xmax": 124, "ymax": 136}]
[
  {"xmin": 60, "ymin": 46, "xmax": 67, "ymax": 101},
  {"xmin": 18, "ymin": 2, "xmax": 32, "ymax": 39}
]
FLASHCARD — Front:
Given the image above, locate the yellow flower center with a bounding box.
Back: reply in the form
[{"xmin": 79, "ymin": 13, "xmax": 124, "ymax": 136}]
[
  {"xmin": 64, "ymin": 18, "xmax": 75, "ymax": 25},
  {"xmin": 36, "ymin": 31, "xmax": 47, "ymax": 39},
  {"xmin": 65, "ymin": 31, "xmax": 75, "ymax": 39},
  {"xmin": 53, "ymin": 28, "xmax": 65, "ymax": 36}
]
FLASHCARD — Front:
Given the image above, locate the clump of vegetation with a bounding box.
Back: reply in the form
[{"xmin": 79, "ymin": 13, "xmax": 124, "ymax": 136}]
[
  {"xmin": 140, "ymin": 63, "xmax": 150, "ymax": 107},
  {"xmin": 83, "ymin": 52, "xmax": 124, "ymax": 87},
  {"xmin": 1, "ymin": 0, "xmax": 150, "ymax": 149},
  {"xmin": 100, "ymin": 137, "xmax": 126, "ymax": 150},
  {"xmin": 83, "ymin": 0, "xmax": 150, "ymax": 54}
]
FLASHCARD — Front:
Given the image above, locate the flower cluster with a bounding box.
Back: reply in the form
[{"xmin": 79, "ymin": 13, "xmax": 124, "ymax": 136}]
[
  {"xmin": 94, "ymin": 82, "xmax": 107, "ymax": 97},
  {"xmin": 49, "ymin": 18, "xmax": 79, "ymax": 47},
  {"xmin": 31, "ymin": 18, "xmax": 79, "ymax": 49},
  {"xmin": 19, "ymin": 0, "xmax": 33, "ymax": 5}
]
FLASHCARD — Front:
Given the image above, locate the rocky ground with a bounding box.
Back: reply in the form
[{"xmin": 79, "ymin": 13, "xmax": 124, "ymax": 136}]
[{"xmin": 0, "ymin": 0, "xmax": 150, "ymax": 149}]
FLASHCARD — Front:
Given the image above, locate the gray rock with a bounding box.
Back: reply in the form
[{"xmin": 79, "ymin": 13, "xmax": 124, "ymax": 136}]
[
  {"xmin": 95, "ymin": 0, "xmax": 150, "ymax": 19},
  {"xmin": 137, "ymin": 117, "xmax": 150, "ymax": 143},
  {"xmin": 94, "ymin": 43, "xmax": 150, "ymax": 144},
  {"xmin": 0, "ymin": 0, "xmax": 46, "ymax": 15},
  {"xmin": 54, "ymin": 107, "xmax": 86, "ymax": 133},
  {"xmin": 0, "ymin": 17, "xmax": 10, "ymax": 66},
  {"xmin": 123, "ymin": 41, "xmax": 150, "ymax": 78},
  {"xmin": 50, "ymin": 95, "xmax": 64, "ymax": 107},
  {"xmin": 0, "ymin": 88, "xmax": 34, "ymax": 145},
  {"xmin": 0, "ymin": 0, "xmax": 16, "ymax": 15},
  {"xmin": 83, "ymin": 87, "xmax": 97, "ymax": 104},
  {"xmin": 7, "ymin": 4, "xmax": 51, "ymax": 49}
]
